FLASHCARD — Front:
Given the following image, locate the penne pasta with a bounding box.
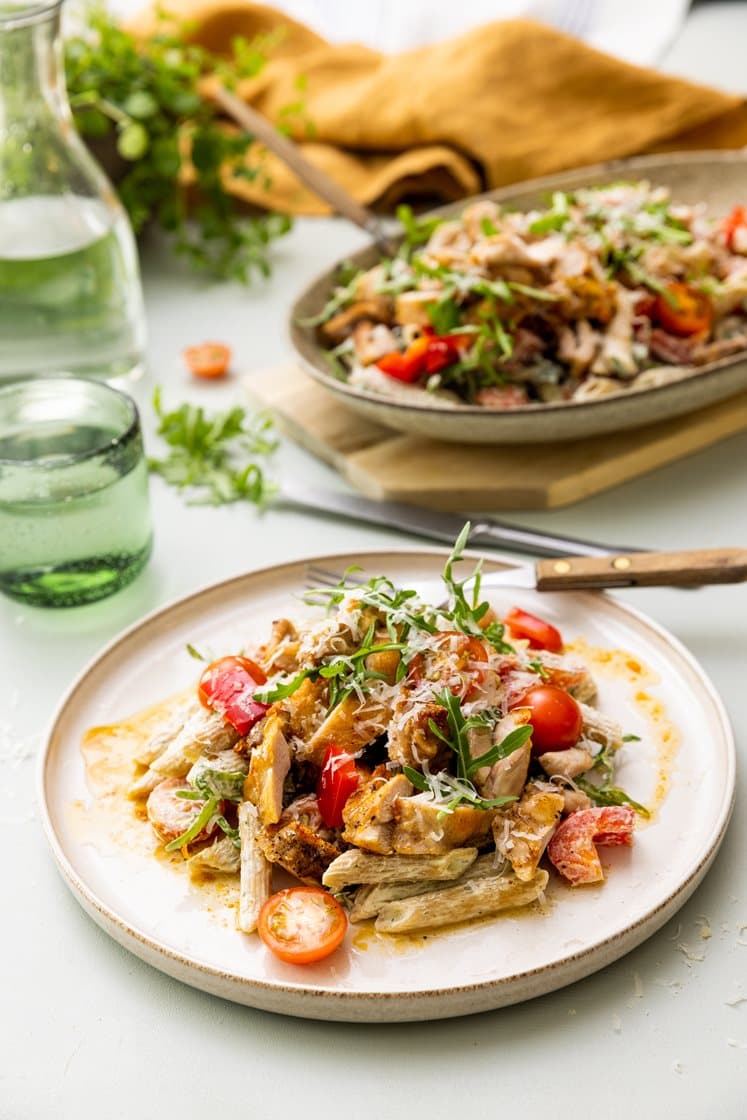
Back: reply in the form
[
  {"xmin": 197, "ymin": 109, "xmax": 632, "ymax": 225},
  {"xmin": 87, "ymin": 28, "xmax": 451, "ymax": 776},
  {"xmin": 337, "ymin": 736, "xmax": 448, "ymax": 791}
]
[
  {"xmin": 322, "ymin": 847, "xmax": 478, "ymax": 891},
  {"xmin": 237, "ymin": 802, "xmax": 272, "ymax": 934},
  {"xmin": 374, "ymin": 870, "xmax": 549, "ymax": 933}
]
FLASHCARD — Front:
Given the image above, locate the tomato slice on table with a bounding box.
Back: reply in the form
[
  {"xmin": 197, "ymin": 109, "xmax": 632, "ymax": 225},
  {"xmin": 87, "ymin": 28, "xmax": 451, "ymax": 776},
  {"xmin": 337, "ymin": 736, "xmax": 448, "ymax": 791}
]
[
  {"xmin": 653, "ymin": 283, "xmax": 712, "ymax": 337},
  {"xmin": 183, "ymin": 342, "xmax": 232, "ymax": 379},
  {"xmin": 504, "ymin": 606, "xmax": 563, "ymax": 652},
  {"xmin": 514, "ymin": 683, "xmax": 583, "ymax": 756},
  {"xmin": 258, "ymin": 887, "xmax": 348, "ymax": 964},
  {"xmin": 198, "ymin": 655, "xmax": 269, "ymax": 735},
  {"xmin": 317, "ymin": 743, "xmax": 359, "ymax": 828}
]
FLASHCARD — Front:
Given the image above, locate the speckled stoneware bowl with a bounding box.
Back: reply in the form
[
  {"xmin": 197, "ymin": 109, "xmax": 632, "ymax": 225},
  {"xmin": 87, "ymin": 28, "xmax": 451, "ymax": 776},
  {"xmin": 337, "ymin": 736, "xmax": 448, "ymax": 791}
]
[{"xmin": 290, "ymin": 151, "xmax": 747, "ymax": 445}]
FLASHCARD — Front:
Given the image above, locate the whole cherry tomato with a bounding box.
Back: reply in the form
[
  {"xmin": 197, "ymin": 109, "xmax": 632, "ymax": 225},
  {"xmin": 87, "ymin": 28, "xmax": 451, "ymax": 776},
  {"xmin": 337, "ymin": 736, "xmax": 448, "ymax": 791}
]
[{"xmin": 515, "ymin": 684, "xmax": 583, "ymax": 756}]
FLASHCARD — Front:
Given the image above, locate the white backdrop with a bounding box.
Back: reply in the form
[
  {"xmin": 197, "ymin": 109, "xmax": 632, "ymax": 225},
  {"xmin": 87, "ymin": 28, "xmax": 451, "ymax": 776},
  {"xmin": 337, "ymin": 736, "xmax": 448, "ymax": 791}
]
[{"xmin": 106, "ymin": 0, "xmax": 691, "ymax": 66}]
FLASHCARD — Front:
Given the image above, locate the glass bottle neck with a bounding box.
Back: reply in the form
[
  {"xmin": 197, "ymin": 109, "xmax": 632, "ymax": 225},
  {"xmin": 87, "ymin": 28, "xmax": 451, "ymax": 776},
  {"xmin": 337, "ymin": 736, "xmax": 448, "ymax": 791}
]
[{"xmin": 0, "ymin": 4, "xmax": 68, "ymax": 122}]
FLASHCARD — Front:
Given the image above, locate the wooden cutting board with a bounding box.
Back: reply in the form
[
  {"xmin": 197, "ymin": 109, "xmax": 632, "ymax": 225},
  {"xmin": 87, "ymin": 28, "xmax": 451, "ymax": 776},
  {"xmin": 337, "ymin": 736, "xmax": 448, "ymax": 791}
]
[{"xmin": 246, "ymin": 363, "xmax": 747, "ymax": 511}]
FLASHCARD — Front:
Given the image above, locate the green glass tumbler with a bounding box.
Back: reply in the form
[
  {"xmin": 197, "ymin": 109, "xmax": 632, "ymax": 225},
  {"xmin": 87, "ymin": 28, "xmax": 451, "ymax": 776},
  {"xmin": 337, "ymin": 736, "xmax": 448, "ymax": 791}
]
[{"xmin": 0, "ymin": 377, "xmax": 152, "ymax": 606}]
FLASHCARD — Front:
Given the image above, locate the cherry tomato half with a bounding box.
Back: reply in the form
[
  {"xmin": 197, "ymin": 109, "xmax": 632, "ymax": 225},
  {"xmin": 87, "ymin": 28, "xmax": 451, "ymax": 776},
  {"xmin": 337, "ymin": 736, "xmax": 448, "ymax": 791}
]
[
  {"xmin": 504, "ymin": 606, "xmax": 563, "ymax": 652},
  {"xmin": 183, "ymin": 342, "xmax": 232, "ymax": 379},
  {"xmin": 258, "ymin": 887, "xmax": 348, "ymax": 965},
  {"xmin": 317, "ymin": 743, "xmax": 359, "ymax": 829},
  {"xmin": 198, "ymin": 655, "xmax": 269, "ymax": 735},
  {"xmin": 515, "ymin": 684, "xmax": 583, "ymax": 756},
  {"xmin": 723, "ymin": 205, "xmax": 747, "ymax": 250},
  {"xmin": 653, "ymin": 283, "xmax": 712, "ymax": 338}
]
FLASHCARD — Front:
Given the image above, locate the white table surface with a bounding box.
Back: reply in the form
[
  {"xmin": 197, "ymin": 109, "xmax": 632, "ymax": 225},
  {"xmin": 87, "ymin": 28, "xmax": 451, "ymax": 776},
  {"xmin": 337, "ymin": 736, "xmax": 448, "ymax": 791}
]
[{"xmin": 3, "ymin": 7, "xmax": 747, "ymax": 1118}]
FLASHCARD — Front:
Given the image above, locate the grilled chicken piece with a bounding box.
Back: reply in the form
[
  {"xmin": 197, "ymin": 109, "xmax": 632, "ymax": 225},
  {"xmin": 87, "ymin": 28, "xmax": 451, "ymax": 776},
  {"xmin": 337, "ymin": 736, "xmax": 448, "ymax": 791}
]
[
  {"xmin": 342, "ymin": 772, "xmax": 414, "ymax": 854},
  {"xmin": 352, "ymin": 320, "xmax": 398, "ymax": 365},
  {"xmin": 391, "ymin": 793, "xmax": 496, "ymax": 855},
  {"xmin": 395, "ymin": 289, "xmax": 442, "ymax": 327},
  {"xmin": 578, "ymin": 702, "xmax": 623, "ymax": 751},
  {"xmin": 538, "ymin": 746, "xmax": 594, "ymax": 781},
  {"xmin": 296, "ymin": 615, "xmax": 357, "ymax": 667},
  {"xmin": 254, "ymin": 618, "xmax": 300, "ymax": 675},
  {"xmin": 244, "ymin": 709, "xmax": 291, "ymax": 826},
  {"xmin": 280, "ymin": 676, "xmax": 327, "ymax": 743},
  {"xmin": 303, "ymin": 694, "xmax": 391, "ymax": 767},
  {"xmin": 561, "ymin": 788, "xmax": 593, "ymax": 815},
  {"xmin": 133, "ymin": 695, "xmax": 202, "ymax": 767},
  {"xmin": 257, "ymin": 796, "xmax": 343, "ymax": 886},
  {"xmin": 495, "ymin": 784, "xmax": 564, "ymax": 882},
  {"xmin": 557, "ymin": 319, "xmax": 600, "ymax": 376},
  {"xmin": 471, "ymin": 710, "xmax": 532, "ymax": 800},
  {"xmin": 387, "ymin": 695, "xmax": 449, "ymax": 769},
  {"xmin": 591, "ymin": 287, "xmax": 638, "ymax": 377},
  {"xmin": 320, "ymin": 298, "xmax": 392, "ymax": 343},
  {"xmin": 470, "ymin": 232, "xmax": 536, "ymax": 270}
]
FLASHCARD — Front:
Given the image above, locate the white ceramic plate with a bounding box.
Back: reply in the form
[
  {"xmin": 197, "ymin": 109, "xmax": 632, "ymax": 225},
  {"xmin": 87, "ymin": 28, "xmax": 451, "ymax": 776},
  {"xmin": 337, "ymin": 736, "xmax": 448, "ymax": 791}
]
[{"xmin": 39, "ymin": 550, "xmax": 735, "ymax": 1022}]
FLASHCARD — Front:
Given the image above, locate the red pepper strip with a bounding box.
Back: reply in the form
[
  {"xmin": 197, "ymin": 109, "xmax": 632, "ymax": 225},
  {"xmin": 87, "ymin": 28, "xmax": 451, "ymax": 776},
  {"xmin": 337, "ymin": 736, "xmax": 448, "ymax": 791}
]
[
  {"xmin": 317, "ymin": 743, "xmax": 359, "ymax": 828},
  {"xmin": 198, "ymin": 655, "xmax": 269, "ymax": 735},
  {"xmin": 376, "ymin": 333, "xmax": 467, "ymax": 382}
]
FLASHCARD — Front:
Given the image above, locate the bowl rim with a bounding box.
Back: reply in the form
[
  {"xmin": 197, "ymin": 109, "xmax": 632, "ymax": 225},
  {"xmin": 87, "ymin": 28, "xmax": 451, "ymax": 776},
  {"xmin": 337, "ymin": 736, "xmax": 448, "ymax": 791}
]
[{"xmin": 289, "ymin": 148, "xmax": 747, "ymax": 422}]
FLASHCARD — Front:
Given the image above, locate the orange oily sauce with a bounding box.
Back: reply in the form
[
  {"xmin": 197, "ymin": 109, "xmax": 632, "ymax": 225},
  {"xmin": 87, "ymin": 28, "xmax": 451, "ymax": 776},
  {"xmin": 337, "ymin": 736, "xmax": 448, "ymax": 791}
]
[
  {"xmin": 565, "ymin": 637, "xmax": 681, "ymax": 821},
  {"xmin": 76, "ymin": 691, "xmax": 239, "ymax": 928}
]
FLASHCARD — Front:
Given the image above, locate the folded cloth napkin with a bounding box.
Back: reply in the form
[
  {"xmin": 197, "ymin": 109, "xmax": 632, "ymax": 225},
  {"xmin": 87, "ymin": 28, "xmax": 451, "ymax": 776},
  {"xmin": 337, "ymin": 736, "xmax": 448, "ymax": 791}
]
[{"xmin": 134, "ymin": 0, "xmax": 747, "ymax": 215}]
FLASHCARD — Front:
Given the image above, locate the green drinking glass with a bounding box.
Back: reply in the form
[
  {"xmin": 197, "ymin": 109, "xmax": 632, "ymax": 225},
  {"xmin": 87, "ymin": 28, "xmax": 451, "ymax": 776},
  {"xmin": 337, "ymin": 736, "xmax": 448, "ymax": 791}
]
[{"xmin": 0, "ymin": 377, "xmax": 153, "ymax": 606}]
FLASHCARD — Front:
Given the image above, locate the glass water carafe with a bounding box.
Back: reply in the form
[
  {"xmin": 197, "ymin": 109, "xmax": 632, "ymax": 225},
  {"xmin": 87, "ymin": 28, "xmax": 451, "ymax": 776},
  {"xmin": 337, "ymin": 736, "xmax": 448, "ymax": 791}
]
[{"xmin": 0, "ymin": 1, "xmax": 146, "ymax": 382}]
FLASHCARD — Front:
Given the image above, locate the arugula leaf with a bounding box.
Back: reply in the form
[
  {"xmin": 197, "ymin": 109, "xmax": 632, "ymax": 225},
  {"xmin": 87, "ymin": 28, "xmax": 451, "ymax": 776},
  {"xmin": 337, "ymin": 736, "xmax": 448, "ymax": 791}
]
[
  {"xmin": 427, "ymin": 296, "xmax": 462, "ymax": 335},
  {"xmin": 148, "ymin": 387, "xmax": 277, "ymax": 507},
  {"xmin": 186, "ymin": 643, "xmax": 206, "ymax": 661},
  {"xmin": 440, "ymin": 523, "xmax": 513, "ymax": 653},
  {"xmin": 576, "ymin": 777, "xmax": 650, "ymax": 817},
  {"xmin": 395, "ymin": 204, "xmax": 444, "ymax": 256}
]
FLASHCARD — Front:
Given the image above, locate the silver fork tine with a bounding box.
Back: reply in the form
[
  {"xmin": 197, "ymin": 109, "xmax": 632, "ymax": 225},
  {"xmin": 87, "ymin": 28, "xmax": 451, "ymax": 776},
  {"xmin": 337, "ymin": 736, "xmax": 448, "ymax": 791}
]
[{"xmin": 304, "ymin": 564, "xmax": 352, "ymax": 590}]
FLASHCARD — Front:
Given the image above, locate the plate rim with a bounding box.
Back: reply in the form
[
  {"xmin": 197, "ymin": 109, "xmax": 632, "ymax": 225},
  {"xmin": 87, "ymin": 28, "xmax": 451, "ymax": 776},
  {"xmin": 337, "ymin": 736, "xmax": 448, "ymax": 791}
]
[
  {"xmin": 289, "ymin": 148, "xmax": 747, "ymax": 424},
  {"xmin": 37, "ymin": 548, "xmax": 737, "ymax": 1017}
]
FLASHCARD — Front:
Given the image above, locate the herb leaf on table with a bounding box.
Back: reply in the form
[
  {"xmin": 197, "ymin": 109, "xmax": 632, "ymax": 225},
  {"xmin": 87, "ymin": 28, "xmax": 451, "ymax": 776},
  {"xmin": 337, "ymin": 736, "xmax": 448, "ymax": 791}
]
[{"xmin": 147, "ymin": 388, "xmax": 278, "ymax": 506}]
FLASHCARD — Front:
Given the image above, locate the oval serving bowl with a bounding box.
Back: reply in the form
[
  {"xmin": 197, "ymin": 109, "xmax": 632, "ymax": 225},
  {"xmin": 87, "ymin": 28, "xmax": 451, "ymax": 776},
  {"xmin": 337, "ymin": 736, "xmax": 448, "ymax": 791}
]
[{"xmin": 290, "ymin": 151, "xmax": 747, "ymax": 445}]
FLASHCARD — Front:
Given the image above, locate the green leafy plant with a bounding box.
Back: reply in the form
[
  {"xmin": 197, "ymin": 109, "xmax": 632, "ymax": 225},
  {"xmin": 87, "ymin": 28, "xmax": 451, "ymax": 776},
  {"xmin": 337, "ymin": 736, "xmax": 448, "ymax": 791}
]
[
  {"xmin": 65, "ymin": 4, "xmax": 292, "ymax": 282},
  {"xmin": 148, "ymin": 387, "xmax": 278, "ymax": 505}
]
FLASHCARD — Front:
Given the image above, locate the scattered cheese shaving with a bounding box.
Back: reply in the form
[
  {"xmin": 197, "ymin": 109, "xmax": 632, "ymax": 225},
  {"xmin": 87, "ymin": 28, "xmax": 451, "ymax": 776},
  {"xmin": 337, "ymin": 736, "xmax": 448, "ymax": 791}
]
[
  {"xmin": 695, "ymin": 916, "xmax": 712, "ymax": 940},
  {"xmin": 676, "ymin": 942, "xmax": 705, "ymax": 965},
  {"xmin": 726, "ymin": 1038, "xmax": 747, "ymax": 1049},
  {"xmin": 672, "ymin": 1060, "xmax": 683, "ymax": 1074},
  {"xmin": 725, "ymin": 996, "xmax": 747, "ymax": 1008}
]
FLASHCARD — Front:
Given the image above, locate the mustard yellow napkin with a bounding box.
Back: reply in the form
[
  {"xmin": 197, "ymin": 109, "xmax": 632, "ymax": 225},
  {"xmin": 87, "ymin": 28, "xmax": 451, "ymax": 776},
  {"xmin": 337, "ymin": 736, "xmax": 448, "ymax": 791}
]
[{"xmin": 136, "ymin": 0, "xmax": 747, "ymax": 214}]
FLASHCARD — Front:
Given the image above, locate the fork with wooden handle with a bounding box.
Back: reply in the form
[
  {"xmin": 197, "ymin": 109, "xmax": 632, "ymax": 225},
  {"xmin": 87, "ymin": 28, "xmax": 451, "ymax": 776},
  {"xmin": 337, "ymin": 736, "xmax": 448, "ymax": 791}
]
[
  {"xmin": 307, "ymin": 548, "xmax": 747, "ymax": 595},
  {"xmin": 212, "ymin": 84, "xmax": 401, "ymax": 255}
]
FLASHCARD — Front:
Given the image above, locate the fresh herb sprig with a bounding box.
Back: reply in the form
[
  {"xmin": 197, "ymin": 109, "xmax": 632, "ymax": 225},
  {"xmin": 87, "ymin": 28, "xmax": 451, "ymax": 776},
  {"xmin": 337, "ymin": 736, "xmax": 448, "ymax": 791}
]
[
  {"xmin": 403, "ymin": 687, "xmax": 531, "ymax": 813},
  {"xmin": 576, "ymin": 741, "xmax": 650, "ymax": 817},
  {"xmin": 148, "ymin": 387, "xmax": 277, "ymax": 506},
  {"xmin": 65, "ymin": 4, "xmax": 292, "ymax": 282},
  {"xmin": 441, "ymin": 524, "xmax": 514, "ymax": 653},
  {"xmin": 165, "ymin": 770, "xmax": 243, "ymax": 852}
]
